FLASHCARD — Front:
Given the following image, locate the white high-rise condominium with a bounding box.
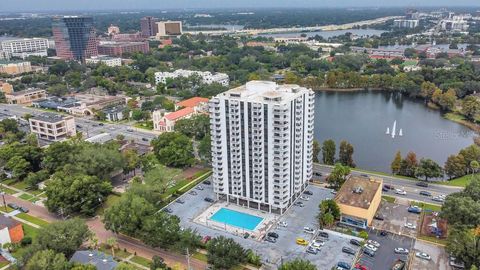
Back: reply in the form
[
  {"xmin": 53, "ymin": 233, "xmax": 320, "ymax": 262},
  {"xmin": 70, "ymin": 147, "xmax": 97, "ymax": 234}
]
[{"xmin": 209, "ymin": 81, "xmax": 315, "ymax": 214}]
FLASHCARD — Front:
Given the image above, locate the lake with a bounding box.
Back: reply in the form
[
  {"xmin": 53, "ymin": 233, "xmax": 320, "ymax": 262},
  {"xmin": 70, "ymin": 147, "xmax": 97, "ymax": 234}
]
[
  {"xmin": 259, "ymin": 29, "xmax": 386, "ymax": 39},
  {"xmin": 314, "ymin": 90, "xmax": 475, "ymax": 173}
]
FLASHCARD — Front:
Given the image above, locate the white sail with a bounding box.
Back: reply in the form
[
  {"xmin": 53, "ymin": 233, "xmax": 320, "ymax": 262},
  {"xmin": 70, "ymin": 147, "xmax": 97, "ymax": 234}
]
[
  {"xmin": 386, "ymin": 127, "xmax": 390, "ymax": 134},
  {"xmin": 391, "ymin": 120, "xmax": 396, "ymax": 139},
  {"xmin": 399, "ymin": 129, "xmax": 403, "ymax": 136}
]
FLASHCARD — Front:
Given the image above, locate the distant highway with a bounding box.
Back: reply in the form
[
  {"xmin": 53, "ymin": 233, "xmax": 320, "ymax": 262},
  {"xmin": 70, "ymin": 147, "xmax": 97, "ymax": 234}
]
[
  {"xmin": 186, "ymin": 15, "xmax": 402, "ymax": 36},
  {"xmin": 312, "ymin": 163, "xmax": 463, "ymax": 204},
  {"xmin": 0, "ymin": 104, "xmax": 158, "ymax": 144}
]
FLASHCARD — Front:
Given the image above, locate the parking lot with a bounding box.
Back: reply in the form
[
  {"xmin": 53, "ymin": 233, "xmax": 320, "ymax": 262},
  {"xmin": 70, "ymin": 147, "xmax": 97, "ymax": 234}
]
[
  {"xmin": 372, "ymin": 201, "xmax": 420, "ymax": 238},
  {"xmin": 165, "ymin": 180, "xmax": 359, "ymax": 269},
  {"xmin": 411, "ymin": 240, "xmax": 450, "ymax": 270},
  {"xmin": 358, "ymin": 229, "xmax": 414, "ymax": 270}
]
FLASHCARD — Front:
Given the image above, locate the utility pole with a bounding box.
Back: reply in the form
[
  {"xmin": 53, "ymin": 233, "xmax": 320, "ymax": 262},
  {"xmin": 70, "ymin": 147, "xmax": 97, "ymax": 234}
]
[{"xmin": 186, "ymin": 248, "xmax": 191, "ymax": 270}]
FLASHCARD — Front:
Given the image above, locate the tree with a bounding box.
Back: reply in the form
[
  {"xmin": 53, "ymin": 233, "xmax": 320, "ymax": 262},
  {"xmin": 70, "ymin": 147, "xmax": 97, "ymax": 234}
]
[
  {"xmin": 446, "ymin": 227, "xmax": 480, "ymax": 269},
  {"xmin": 415, "ymin": 158, "xmax": 443, "ymax": 181},
  {"xmin": 338, "ymin": 140, "xmax": 355, "ymax": 167},
  {"xmin": 36, "ymin": 219, "xmax": 92, "ymax": 258},
  {"xmin": 198, "ymin": 135, "xmax": 212, "ymax": 164},
  {"xmin": 106, "ymin": 237, "xmax": 117, "ymax": 258},
  {"xmin": 399, "ymin": 151, "xmax": 418, "ymax": 177},
  {"xmin": 420, "ymin": 81, "xmax": 437, "ymax": 100},
  {"xmin": 278, "ymin": 259, "xmax": 317, "ymax": 270},
  {"xmin": 462, "ymin": 96, "xmax": 480, "ymax": 120},
  {"xmin": 206, "ymin": 236, "xmax": 247, "ymax": 270},
  {"xmin": 438, "ymin": 89, "xmax": 458, "ymax": 111},
  {"xmin": 321, "ymin": 139, "xmax": 336, "ymax": 165},
  {"xmin": 151, "ymin": 255, "xmax": 170, "ymax": 270},
  {"xmin": 319, "ymin": 199, "xmax": 340, "ymax": 227},
  {"xmin": 151, "ymin": 132, "xmax": 194, "ymax": 168},
  {"xmin": 312, "ymin": 139, "xmax": 320, "ymax": 163},
  {"xmin": 460, "ymin": 145, "xmax": 480, "ymax": 172},
  {"xmin": 445, "ymin": 154, "xmax": 467, "ymax": 179},
  {"xmin": 45, "ymin": 172, "xmax": 112, "ymax": 216},
  {"xmin": 174, "ymin": 114, "xmax": 210, "ymax": 140},
  {"xmin": 391, "ymin": 151, "xmax": 402, "ymax": 174},
  {"xmin": 122, "ymin": 149, "xmax": 141, "ymax": 176},
  {"xmin": 326, "ymin": 163, "xmax": 351, "ymax": 189},
  {"xmin": 6, "ymin": 155, "xmax": 30, "ymax": 179},
  {"xmin": 25, "ymin": 249, "xmax": 69, "ymax": 270}
]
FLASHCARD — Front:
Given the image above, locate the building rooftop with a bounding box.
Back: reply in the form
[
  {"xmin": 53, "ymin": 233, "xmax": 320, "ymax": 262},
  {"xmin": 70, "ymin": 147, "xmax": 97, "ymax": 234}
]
[
  {"xmin": 176, "ymin": 97, "xmax": 209, "ymax": 108},
  {"xmin": 33, "ymin": 97, "xmax": 79, "ymax": 109},
  {"xmin": 165, "ymin": 107, "xmax": 194, "ymax": 121},
  {"xmin": 98, "ymin": 41, "xmax": 147, "ymax": 47},
  {"xmin": 8, "ymin": 88, "xmax": 45, "ymax": 96},
  {"xmin": 70, "ymin": 250, "xmax": 118, "ymax": 270},
  {"xmin": 103, "ymin": 106, "xmax": 124, "ymax": 114},
  {"xmin": 335, "ymin": 175, "xmax": 382, "ymax": 210},
  {"xmin": 31, "ymin": 113, "xmax": 70, "ymax": 123},
  {"xmin": 0, "ymin": 215, "xmax": 20, "ymax": 230}
]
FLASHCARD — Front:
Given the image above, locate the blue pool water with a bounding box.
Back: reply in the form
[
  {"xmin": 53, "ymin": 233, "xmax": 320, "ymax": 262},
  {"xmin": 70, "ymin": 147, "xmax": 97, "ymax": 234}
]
[{"xmin": 209, "ymin": 208, "xmax": 264, "ymax": 231}]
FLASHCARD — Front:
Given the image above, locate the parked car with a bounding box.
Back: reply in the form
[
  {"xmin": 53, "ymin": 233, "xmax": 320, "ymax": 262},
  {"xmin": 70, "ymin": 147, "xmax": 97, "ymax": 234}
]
[
  {"xmin": 416, "ymin": 181, "xmax": 429, "ymax": 187},
  {"xmin": 303, "ymin": 190, "xmax": 313, "ymax": 195},
  {"xmin": 126, "ymin": 128, "xmax": 134, "ymax": 132},
  {"xmin": 278, "ymin": 221, "xmax": 288, "ymax": 227},
  {"xmin": 364, "ymin": 244, "xmax": 378, "ymax": 252},
  {"xmin": 299, "ymin": 195, "xmax": 310, "ymax": 201},
  {"xmin": 337, "ymin": 262, "xmax": 351, "ymax": 269},
  {"xmin": 419, "ymin": 191, "xmax": 432, "ymax": 197},
  {"xmin": 203, "ymin": 180, "xmax": 211, "ymax": 185},
  {"xmin": 384, "ymin": 184, "xmax": 394, "ymax": 190},
  {"xmin": 374, "ymin": 214, "xmax": 384, "ymax": 221},
  {"xmin": 306, "ymin": 246, "xmax": 318, "ymax": 254},
  {"xmin": 175, "ymin": 199, "xmax": 185, "ymax": 204},
  {"xmin": 189, "ymin": 190, "xmax": 197, "ymax": 195},
  {"xmin": 415, "ymin": 252, "xmax": 431, "ymax": 261},
  {"xmin": 380, "ymin": 230, "xmax": 388, "ymax": 236},
  {"xmin": 98, "ymin": 123, "xmax": 104, "ymax": 126},
  {"xmin": 366, "ymin": 240, "xmax": 380, "ymax": 248},
  {"xmin": 361, "ymin": 174, "xmax": 369, "ymax": 177},
  {"xmin": 204, "ymin": 197, "xmax": 214, "ymax": 203},
  {"xmin": 449, "ymin": 256, "xmax": 465, "ymax": 269},
  {"xmin": 363, "ymin": 248, "xmax": 375, "ymax": 257},
  {"xmin": 265, "ymin": 236, "xmax": 277, "ymax": 243},
  {"xmin": 141, "ymin": 138, "xmax": 149, "ymax": 142},
  {"xmin": 394, "ymin": 248, "xmax": 409, "ymax": 254},
  {"xmin": 395, "ymin": 189, "xmax": 406, "ymax": 195},
  {"xmin": 19, "ymin": 207, "xmax": 29, "ymax": 213},
  {"xmin": 296, "ymin": 238, "xmax": 308, "ymax": 246},
  {"xmin": 243, "ymin": 233, "xmax": 249, "ymax": 239},
  {"xmin": 354, "ymin": 263, "xmax": 369, "ymax": 270},
  {"xmin": 318, "ymin": 231, "xmax": 329, "ymax": 238},
  {"xmin": 408, "ymin": 206, "xmax": 422, "ymax": 214},
  {"xmin": 342, "ymin": 246, "xmax": 356, "ymax": 255},
  {"xmin": 405, "ymin": 222, "xmax": 417, "ymax": 229},
  {"xmin": 267, "ymin": 232, "xmax": 279, "ymax": 239},
  {"xmin": 294, "ymin": 201, "xmax": 304, "ymax": 207},
  {"xmin": 7, "ymin": 203, "xmax": 19, "ymax": 210},
  {"xmin": 196, "ymin": 185, "xmax": 204, "ymax": 190},
  {"xmin": 163, "ymin": 207, "xmax": 173, "ymax": 213},
  {"xmin": 382, "ymin": 186, "xmax": 389, "ymax": 192},
  {"xmin": 303, "ymin": 227, "xmax": 315, "ymax": 234},
  {"xmin": 350, "ymin": 239, "xmax": 361, "ymax": 246},
  {"xmin": 311, "ymin": 239, "xmax": 325, "ymax": 249}
]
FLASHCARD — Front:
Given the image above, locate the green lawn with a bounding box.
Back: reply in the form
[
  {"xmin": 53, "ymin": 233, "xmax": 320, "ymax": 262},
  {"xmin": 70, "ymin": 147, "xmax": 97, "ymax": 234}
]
[
  {"xmin": 192, "ymin": 252, "xmax": 208, "ymax": 262},
  {"xmin": 134, "ymin": 121, "xmax": 154, "ymax": 131},
  {"xmin": 16, "ymin": 213, "xmax": 50, "ymax": 227},
  {"xmin": 418, "ymin": 235, "xmax": 447, "ymax": 246},
  {"xmin": 410, "ymin": 201, "xmax": 442, "ymax": 212},
  {"xmin": 131, "ymin": 255, "xmax": 151, "ymax": 268},
  {"xmin": 11, "ymin": 181, "xmax": 29, "ymax": 191},
  {"xmin": 352, "ymin": 168, "xmax": 417, "ymax": 181},
  {"xmin": 1, "ymin": 186, "xmax": 18, "ymax": 195},
  {"xmin": 382, "ymin": 195, "xmax": 396, "ymax": 203},
  {"xmin": 19, "ymin": 193, "xmax": 34, "ymax": 201},
  {"xmin": 98, "ymin": 243, "xmax": 131, "ymax": 259},
  {"xmin": 0, "ymin": 261, "xmax": 9, "ymax": 268},
  {"xmin": 438, "ymin": 174, "xmax": 478, "ymax": 187}
]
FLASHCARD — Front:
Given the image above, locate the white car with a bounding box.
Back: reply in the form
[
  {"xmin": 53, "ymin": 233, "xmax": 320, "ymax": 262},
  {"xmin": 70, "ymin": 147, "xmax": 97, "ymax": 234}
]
[
  {"xmin": 278, "ymin": 221, "xmax": 288, "ymax": 227},
  {"xmin": 311, "ymin": 239, "xmax": 325, "ymax": 249},
  {"xmin": 394, "ymin": 247, "xmax": 409, "ymax": 254},
  {"xmin": 300, "ymin": 195, "xmax": 310, "ymax": 201},
  {"xmin": 405, "ymin": 223, "xmax": 417, "ymax": 229},
  {"xmin": 415, "ymin": 252, "xmax": 431, "ymax": 260},
  {"xmin": 364, "ymin": 244, "xmax": 378, "ymax": 252},
  {"xmin": 366, "ymin": 240, "xmax": 380, "ymax": 248},
  {"xmin": 196, "ymin": 185, "xmax": 204, "ymax": 190},
  {"xmin": 395, "ymin": 189, "xmax": 407, "ymax": 195},
  {"xmin": 303, "ymin": 227, "xmax": 315, "ymax": 234}
]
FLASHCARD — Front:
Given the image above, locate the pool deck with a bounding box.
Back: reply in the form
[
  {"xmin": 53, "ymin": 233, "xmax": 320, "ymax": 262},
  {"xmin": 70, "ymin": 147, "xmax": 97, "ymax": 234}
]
[{"xmin": 194, "ymin": 201, "xmax": 276, "ymax": 240}]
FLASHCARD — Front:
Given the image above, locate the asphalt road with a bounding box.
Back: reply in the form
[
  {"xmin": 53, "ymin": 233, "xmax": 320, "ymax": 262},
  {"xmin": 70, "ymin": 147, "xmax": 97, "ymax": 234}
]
[
  {"xmin": 313, "ymin": 164, "xmax": 463, "ymax": 204},
  {"xmin": 0, "ymin": 104, "xmax": 158, "ymax": 144}
]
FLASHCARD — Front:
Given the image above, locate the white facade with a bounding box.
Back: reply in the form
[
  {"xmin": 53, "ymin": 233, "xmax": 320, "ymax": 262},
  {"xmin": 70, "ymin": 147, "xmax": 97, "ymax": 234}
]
[
  {"xmin": 86, "ymin": 56, "xmax": 122, "ymax": 67},
  {"xmin": 1, "ymin": 38, "xmax": 49, "ymax": 59},
  {"xmin": 393, "ymin": 19, "xmax": 419, "ymax": 29},
  {"xmin": 155, "ymin": 69, "xmax": 229, "ymax": 86},
  {"xmin": 29, "ymin": 113, "xmax": 76, "ymax": 141},
  {"xmin": 156, "ymin": 21, "xmax": 183, "ymax": 37},
  {"xmin": 209, "ymin": 81, "xmax": 315, "ymax": 214},
  {"xmin": 440, "ymin": 19, "xmax": 469, "ymax": 31}
]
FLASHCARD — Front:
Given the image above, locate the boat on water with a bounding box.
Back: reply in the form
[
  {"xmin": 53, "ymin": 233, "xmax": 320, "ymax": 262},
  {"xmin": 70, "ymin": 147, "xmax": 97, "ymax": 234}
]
[
  {"xmin": 399, "ymin": 129, "xmax": 403, "ymax": 136},
  {"xmin": 386, "ymin": 127, "xmax": 390, "ymax": 134}
]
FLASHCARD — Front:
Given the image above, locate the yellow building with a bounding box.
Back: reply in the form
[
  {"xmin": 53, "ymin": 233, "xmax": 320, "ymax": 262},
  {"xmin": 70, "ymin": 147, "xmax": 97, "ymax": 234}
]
[
  {"xmin": 6, "ymin": 89, "xmax": 47, "ymax": 105},
  {"xmin": 0, "ymin": 61, "xmax": 32, "ymax": 75},
  {"xmin": 335, "ymin": 175, "xmax": 383, "ymax": 229}
]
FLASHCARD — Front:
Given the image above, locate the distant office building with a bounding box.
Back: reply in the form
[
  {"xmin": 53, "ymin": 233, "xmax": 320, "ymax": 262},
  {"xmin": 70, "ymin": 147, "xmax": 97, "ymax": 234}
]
[
  {"xmin": 0, "ymin": 50, "xmax": 11, "ymax": 60},
  {"xmin": 86, "ymin": 55, "xmax": 122, "ymax": 67},
  {"xmin": 155, "ymin": 69, "xmax": 229, "ymax": 86},
  {"xmin": 29, "ymin": 113, "xmax": 76, "ymax": 141},
  {"xmin": 0, "ymin": 60, "xmax": 32, "ymax": 75},
  {"xmin": 52, "ymin": 16, "xmax": 99, "ymax": 62},
  {"xmin": 393, "ymin": 19, "xmax": 419, "ymax": 29},
  {"xmin": 210, "ymin": 81, "xmax": 315, "ymax": 214},
  {"xmin": 107, "ymin": 25, "xmax": 120, "ymax": 36},
  {"xmin": 140, "ymin": 16, "xmax": 158, "ymax": 37},
  {"xmin": 98, "ymin": 41, "xmax": 149, "ymax": 57},
  {"xmin": 112, "ymin": 32, "xmax": 145, "ymax": 42},
  {"xmin": 5, "ymin": 89, "xmax": 47, "ymax": 105},
  {"xmin": 0, "ymin": 38, "xmax": 49, "ymax": 59},
  {"xmin": 156, "ymin": 21, "xmax": 183, "ymax": 37},
  {"xmin": 440, "ymin": 19, "xmax": 469, "ymax": 31}
]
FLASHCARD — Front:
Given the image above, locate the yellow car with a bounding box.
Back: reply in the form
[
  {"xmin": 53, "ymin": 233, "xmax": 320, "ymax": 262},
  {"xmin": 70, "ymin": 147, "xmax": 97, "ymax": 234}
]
[{"xmin": 296, "ymin": 238, "xmax": 308, "ymax": 246}]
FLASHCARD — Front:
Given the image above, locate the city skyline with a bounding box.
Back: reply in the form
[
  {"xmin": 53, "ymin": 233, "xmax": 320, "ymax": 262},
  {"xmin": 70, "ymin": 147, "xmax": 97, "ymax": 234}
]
[{"xmin": 2, "ymin": 0, "xmax": 480, "ymax": 12}]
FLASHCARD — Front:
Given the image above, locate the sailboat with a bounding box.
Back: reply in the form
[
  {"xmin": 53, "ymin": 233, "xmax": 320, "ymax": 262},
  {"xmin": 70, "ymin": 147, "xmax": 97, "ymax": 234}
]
[
  {"xmin": 391, "ymin": 120, "xmax": 397, "ymax": 139},
  {"xmin": 386, "ymin": 127, "xmax": 390, "ymax": 134},
  {"xmin": 399, "ymin": 129, "xmax": 403, "ymax": 136}
]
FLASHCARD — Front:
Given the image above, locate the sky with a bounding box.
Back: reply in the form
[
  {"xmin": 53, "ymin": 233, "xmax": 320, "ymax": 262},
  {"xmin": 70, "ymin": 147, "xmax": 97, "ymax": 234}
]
[{"xmin": 2, "ymin": 0, "xmax": 480, "ymax": 12}]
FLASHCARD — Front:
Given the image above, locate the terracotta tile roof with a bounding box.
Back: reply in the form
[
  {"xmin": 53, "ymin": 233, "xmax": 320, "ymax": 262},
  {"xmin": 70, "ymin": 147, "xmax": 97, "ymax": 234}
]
[
  {"xmin": 176, "ymin": 97, "xmax": 209, "ymax": 108},
  {"xmin": 165, "ymin": 107, "xmax": 194, "ymax": 121}
]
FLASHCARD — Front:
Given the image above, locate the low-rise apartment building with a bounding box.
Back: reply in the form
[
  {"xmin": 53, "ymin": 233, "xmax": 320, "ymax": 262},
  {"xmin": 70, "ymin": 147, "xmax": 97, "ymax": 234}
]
[
  {"xmin": 98, "ymin": 41, "xmax": 149, "ymax": 57},
  {"xmin": 29, "ymin": 113, "xmax": 76, "ymax": 141},
  {"xmin": 86, "ymin": 55, "xmax": 122, "ymax": 67},
  {"xmin": 5, "ymin": 89, "xmax": 47, "ymax": 105},
  {"xmin": 0, "ymin": 38, "xmax": 49, "ymax": 59},
  {"xmin": 0, "ymin": 61, "xmax": 32, "ymax": 75}
]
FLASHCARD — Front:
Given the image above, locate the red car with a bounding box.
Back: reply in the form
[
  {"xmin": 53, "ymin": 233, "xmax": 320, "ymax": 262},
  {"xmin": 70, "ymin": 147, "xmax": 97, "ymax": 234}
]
[
  {"xmin": 354, "ymin": 264, "xmax": 369, "ymax": 270},
  {"xmin": 201, "ymin": 236, "xmax": 212, "ymax": 244}
]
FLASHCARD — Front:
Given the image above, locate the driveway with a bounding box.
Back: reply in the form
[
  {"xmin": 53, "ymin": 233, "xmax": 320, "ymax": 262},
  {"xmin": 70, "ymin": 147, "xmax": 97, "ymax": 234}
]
[
  {"xmin": 411, "ymin": 240, "xmax": 449, "ymax": 270},
  {"xmin": 372, "ymin": 201, "xmax": 420, "ymax": 238}
]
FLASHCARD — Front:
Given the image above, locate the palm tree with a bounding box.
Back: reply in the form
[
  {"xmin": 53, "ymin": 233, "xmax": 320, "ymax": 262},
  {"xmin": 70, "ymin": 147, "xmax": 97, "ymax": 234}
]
[{"xmin": 106, "ymin": 237, "xmax": 117, "ymax": 258}]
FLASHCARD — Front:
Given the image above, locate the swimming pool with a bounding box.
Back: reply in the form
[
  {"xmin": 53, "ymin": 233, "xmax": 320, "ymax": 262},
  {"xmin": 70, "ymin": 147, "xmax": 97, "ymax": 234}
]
[{"xmin": 209, "ymin": 208, "xmax": 264, "ymax": 231}]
